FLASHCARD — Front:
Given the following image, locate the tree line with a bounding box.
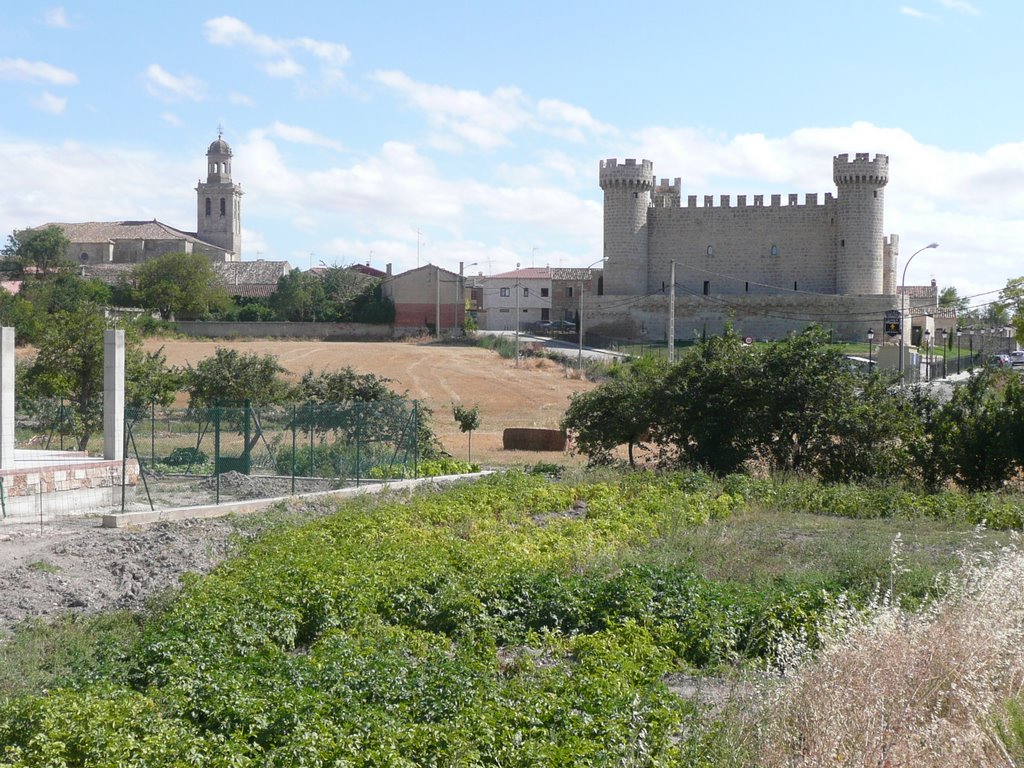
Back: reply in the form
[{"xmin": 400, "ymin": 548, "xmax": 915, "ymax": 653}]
[
  {"xmin": 562, "ymin": 326, "xmax": 1024, "ymax": 491},
  {"xmin": 0, "ymin": 226, "xmax": 394, "ymax": 326}
]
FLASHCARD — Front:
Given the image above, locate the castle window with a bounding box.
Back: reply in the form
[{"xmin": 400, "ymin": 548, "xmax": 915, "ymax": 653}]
[
  {"xmin": 706, "ymin": 245, "xmax": 713, "ymax": 256},
  {"xmin": 633, "ymin": 192, "xmax": 638, "ymax": 198},
  {"xmin": 873, "ymin": 190, "xmax": 878, "ymax": 198},
  {"xmin": 500, "ymin": 287, "xmax": 510, "ymax": 297},
  {"xmin": 794, "ymin": 282, "xmax": 799, "ymax": 291},
  {"xmin": 745, "ymin": 281, "xmax": 749, "ymax": 293},
  {"xmin": 79, "ymin": 252, "xmax": 89, "ymax": 262},
  {"xmin": 841, "ymin": 239, "xmax": 845, "ymax": 247},
  {"xmin": 703, "ymin": 280, "xmax": 710, "ymax": 296},
  {"xmin": 220, "ymin": 198, "xmax": 226, "ymax": 216},
  {"xmin": 205, "ymin": 198, "xmax": 211, "ymax": 216},
  {"xmin": 770, "ymin": 244, "xmax": 778, "ymax": 257},
  {"xmin": 565, "ymin": 286, "xmax": 574, "ymax": 298}
]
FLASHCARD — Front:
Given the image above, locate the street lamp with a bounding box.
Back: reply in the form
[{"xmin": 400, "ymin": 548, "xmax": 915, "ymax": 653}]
[
  {"xmin": 578, "ymin": 259, "xmax": 604, "ymax": 371},
  {"xmin": 956, "ymin": 328, "xmax": 962, "ymax": 375},
  {"xmin": 924, "ymin": 328, "xmax": 932, "ymax": 382},
  {"xmin": 941, "ymin": 328, "xmax": 948, "ymax": 378},
  {"xmin": 867, "ymin": 328, "xmax": 875, "ymax": 368},
  {"xmin": 899, "ymin": 242, "xmax": 939, "ymax": 381},
  {"xmin": 969, "ymin": 328, "xmax": 974, "ymax": 371}
]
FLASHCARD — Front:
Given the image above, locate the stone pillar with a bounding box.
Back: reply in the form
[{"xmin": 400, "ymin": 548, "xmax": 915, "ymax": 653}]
[
  {"xmin": 103, "ymin": 329, "xmax": 124, "ymax": 461},
  {"xmin": 0, "ymin": 327, "xmax": 14, "ymax": 468}
]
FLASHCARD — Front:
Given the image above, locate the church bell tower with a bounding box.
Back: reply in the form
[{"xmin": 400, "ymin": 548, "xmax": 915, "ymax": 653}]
[{"xmin": 196, "ymin": 131, "xmax": 242, "ymax": 261}]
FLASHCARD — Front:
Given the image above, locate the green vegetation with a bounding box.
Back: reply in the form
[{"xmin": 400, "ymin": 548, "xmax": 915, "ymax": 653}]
[
  {"xmin": 0, "ymin": 470, "xmax": 1017, "ymax": 765},
  {"xmin": 563, "ymin": 326, "xmax": 1024, "ymax": 490}
]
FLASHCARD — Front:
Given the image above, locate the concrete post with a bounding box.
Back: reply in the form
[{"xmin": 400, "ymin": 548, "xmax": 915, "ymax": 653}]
[
  {"xmin": 103, "ymin": 329, "xmax": 125, "ymax": 460},
  {"xmin": 0, "ymin": 327, "xmax": 14, "ymax": 468}
]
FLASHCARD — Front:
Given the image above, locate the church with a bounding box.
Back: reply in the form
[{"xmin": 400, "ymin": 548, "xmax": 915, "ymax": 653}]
[{"xmin": 42, "ymin": 134, "xmax": 243, "ymax": 264}]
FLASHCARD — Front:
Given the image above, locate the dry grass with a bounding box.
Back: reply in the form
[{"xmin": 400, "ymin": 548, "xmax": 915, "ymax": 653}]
[
  {"xmin": 753, "ymin": 541, "xmax": 1024, "ymax": 767},
  {"xmin": 143, "ymin": 337, "xmax": 595, "ymax": 467}
]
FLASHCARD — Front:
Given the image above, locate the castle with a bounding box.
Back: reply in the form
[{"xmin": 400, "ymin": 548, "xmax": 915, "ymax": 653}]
[
  {"xmin": 587, "ymin": 153, "xmax": 900, "ymax": 342},
  {"xmin": 42, "ymin": 134, "xmax": 243, "ymax": 264}
]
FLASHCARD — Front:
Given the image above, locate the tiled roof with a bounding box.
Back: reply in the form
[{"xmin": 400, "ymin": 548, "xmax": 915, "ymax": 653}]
[
  {"xmin": 79, "ymin": 263, "xmax": 135, "ymax": 286},
  {"xmin": 41, "ymin": 220, "xmax": 218, "ymax": 250},
  {"xmin": 488, "ymin": 267, "xmax": 552, "ymax": 279},
  {"xmin": 212, "ymin": 260, "xmax": 291, "ymax": 287},
  {"xmin": 487, "ymin": 266, "xmax": 604, "ymax": 281}
]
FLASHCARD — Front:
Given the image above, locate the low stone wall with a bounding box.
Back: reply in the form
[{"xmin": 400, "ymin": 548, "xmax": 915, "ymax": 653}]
[
  {"xmin": 175, "ymin": 321, "xmax": 395, "ymax": 340},
  {"xmin": 0, "ymin": 458, "xmax": 140, "ymax": 523},
  {"xmin": 502, "ymin": 428, "xmax": 567, "ymax": 452}
]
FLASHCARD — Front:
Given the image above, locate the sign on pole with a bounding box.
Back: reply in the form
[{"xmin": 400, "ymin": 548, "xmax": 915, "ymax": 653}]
[{"xmin": 884, "ymin": 309, "xmax": 901, "ymax": 338}]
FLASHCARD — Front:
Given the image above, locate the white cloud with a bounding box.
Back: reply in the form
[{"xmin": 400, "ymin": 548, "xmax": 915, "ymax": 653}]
[
  {"xmin": 937, "ymin": 0, "xmax": 981, "ymax": 14},
  {"xmin": 264, "ymin": 58, "xmax": 304, "ymax": 79},
  {"xmin": 204, "ymin": 16, "xmax": 350, "ymax": 83},
  {"xmin": 142, "ymin": 64, "xmax": 204, "ymax": 101},
  {"xmin": 0, "ymin": 58, "xmax": 77, "ymax": 85},
  {"xmin": 264, "ymin": 122, "xmax": 345, "ymax": 151},
  {"xmin": 900, "ymin": 6, "xmax": 938, "ymax": 20},
  {"xmin": 44, "ymin": 7, "xmax": 71, "ymax": 28},
  {"xmin": 32, "ymin": 91, "xmax": 66, "ymax": 115},
  {"xmin": 373, "ymin": 70, "xmax": 617, "ymax": 151},
  {"xmin": 228, "ymin": 91, "xmax": 254, "ymax": 106},
  {"xmin": 161, "ymin": 112, "xmax": 182, "ymax": 127}
]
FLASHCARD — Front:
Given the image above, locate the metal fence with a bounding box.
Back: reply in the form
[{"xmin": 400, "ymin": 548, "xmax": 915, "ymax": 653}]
[{"xmin": 122, "ymin": 400, "xmax": 423, "ymax": 511}]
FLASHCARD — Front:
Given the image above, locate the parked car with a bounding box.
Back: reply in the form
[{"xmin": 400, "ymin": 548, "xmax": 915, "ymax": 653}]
[
  {"xmin": 1009, "ymin": 350, "xmax": 1024, "ymax": 368},
  {"xmin": 550, "ymin": 320, "xmax": 576, "ymax": 331},
  {"xmin": 988, "ymin": 353, "xmax": 1012, "ymax": 368}
]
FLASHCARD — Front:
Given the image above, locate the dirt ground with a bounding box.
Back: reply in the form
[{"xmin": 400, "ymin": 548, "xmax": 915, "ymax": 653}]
[
  {"xmin": 144, "ymin": 337, "xmax": 596, "ymax": 467},
  {"xmin": 0, "ymin": 339, "xmax": 597, "ymax": 640}
]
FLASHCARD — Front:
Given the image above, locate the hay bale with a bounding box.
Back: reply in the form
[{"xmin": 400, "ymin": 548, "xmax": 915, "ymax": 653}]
[{"xmin": 502, "ymin": 428, "xmax": 566, "ymax": 452}]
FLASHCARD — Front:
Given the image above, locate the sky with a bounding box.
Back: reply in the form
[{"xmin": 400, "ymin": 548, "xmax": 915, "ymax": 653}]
[{"xmin": 1, "ymin": 1, "xmax": 1022, "ymax": 312}]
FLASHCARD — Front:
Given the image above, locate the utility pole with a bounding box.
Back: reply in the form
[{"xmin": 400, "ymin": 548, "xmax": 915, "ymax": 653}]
[
  {"xmin": 667, "ymin": 260, "xmax": 676, "ymax": 364},
  {"xmin": 435, "ymin": 265, "xmax": 441, "ymax": 340},
  {"xmin": 514, "ymin": 262, "xmax": 521, "ymax": 367}
]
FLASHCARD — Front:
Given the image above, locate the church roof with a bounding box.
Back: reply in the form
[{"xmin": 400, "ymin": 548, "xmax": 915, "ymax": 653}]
[
  {"xmin": 42, "ymin": 220, "xmax": 219, "ymax": 250},
  {"xmin": 208, "ymin": 137, "xmax": 232, "ymax": 155}
]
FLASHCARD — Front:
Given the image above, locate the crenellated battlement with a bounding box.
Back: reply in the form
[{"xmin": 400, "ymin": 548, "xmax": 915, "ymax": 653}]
[
  {"xmin": 832, "ymin": 152, "xmax": 889, "ymax": 186},
  {"xmin": 599, "ymin": 158, "xmax": 654, "ymax": 190},
  {"xmin": 675, "ymin": 192, "xmax": 835, "ymax": 209}
]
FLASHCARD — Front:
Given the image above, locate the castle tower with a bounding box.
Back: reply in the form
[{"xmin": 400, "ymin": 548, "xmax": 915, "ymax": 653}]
[
  {"xmin": 196, "ymin": 133, "xmax": 243, "ymax": 261},
  {"xmin": 833, "ymin": 153, "xmax": 888, "ymax": 295},
  {"xmin": 600, "ymin": 158, "xmax": 653, "ymax": 295}
]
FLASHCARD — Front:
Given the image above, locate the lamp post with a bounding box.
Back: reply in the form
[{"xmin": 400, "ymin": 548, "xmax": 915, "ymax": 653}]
[
  {"xmin": 899, "ymin": 243, "xmax": 939, "ymax": 381},
  {"xmin": 867, "ymin": 328, "xmax": 875, "ymax": 368},
  {"xmin": 956, "ymin": 328, "xmax": 962, "ymax": 375},
  {"xmin": 969, "ymin": 328, "xmax": 974, "ymax": 371},
  {"xmin": 941, "ymin": 328, "xmax": 948, "ymax": 378},
  {"xmin": 578, "ymin": 259, "xmax": 604, "ymax": 371},
  {"xmin": 980, "ymin": 327, "xmax": 986, "ymax": 363},
  {"xmin": 924, "ymin": 328, "xmax": 932, "ymax": 382}
]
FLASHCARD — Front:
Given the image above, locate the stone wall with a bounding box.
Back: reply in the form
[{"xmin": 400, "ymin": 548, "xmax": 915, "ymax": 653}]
[{"xmin": 175, "ymin": 321, "xmax": 394, "ymax": 340}]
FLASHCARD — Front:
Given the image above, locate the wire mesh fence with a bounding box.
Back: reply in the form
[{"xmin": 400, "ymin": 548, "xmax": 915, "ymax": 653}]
[
  {"xmin": 124, "ymin": 400, "xmax": 423, "ymax": 511},
  {"xmin": 0, "ymin": 398, "xmax": 423, "ymax": 526}
]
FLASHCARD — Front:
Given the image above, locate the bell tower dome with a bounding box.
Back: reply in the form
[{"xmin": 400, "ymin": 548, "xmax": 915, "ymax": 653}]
[{"xmin": 196, "ymin": 131, "xmax": 243, "ymax": 261}]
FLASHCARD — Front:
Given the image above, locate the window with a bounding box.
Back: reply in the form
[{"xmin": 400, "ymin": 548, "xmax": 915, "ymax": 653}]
[
  {"xmin": 523, "ymin": 287, "xmax": 529, "ymax": 298},
  {"xmin": 79, "ymin": 252, "xmax": 89, "ymax": 262},
  {"xmin": 220, "ymin": 198, "xmax": 226, "ymax": 216},
  {"xmin": 205, "ymin": 198, "xmax": 211, "ymax": 216},
  {"xmin": 770, "ymin": 244, "xmax": 778, "ymax": 257},
  {"xmin": 706, "ymin": 245, "xmax": 713, "ymax": 256},
  {"xmin": 500, "ymin": 287, "xmax": 510, "ymax": 297},
  {"xmin": 703, "ymin": 280, "xmax": 710, "ymax": 295},
  {"xmin": 540, "ymin": 288, "xmax": 549, "ymax": 298},
  {"xmin": 745, "ymin": 281, "xmax": 749, "ymax": 293},
  {"xmin": 565, "ymin": 286, "xmax": 573, "ymax": 298},
  {"xmin": 794, "ymin": 281, "xmax": 799, "ymax": 291},
  {"xmin": 841, "ymin": 239, "xmax": 845, "ymax": 247},
  {"xmin": 541, "ymin": 308, "xmax": 550, "ymax": 321}
]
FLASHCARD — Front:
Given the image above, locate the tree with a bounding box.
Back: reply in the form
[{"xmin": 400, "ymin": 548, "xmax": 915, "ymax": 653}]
[
  {"xmin": 939, "ymin": 285, "xmax": 970, "ymax": 317},
  {"xmin": 269, "ymin": 269, "xmax": 326, "ymax": 322},
  {"xmin": 296, "ymin": 368, "xmax": 396, "ymax": 404},
  {"xmin": 1, "ymin": 226, "xmax": 71, "ymax": 278},
  {"xmin": 1001, "ymin": 277, "xmax": 1024, "ymax": 344},
  {"xmin": 452, "ymin": 403, "xmax": 481, "ymax": 462},
  {"xmin": 132, "ymin": 252, "xmax": 231, "ymax": 320},
  {"xmin": 184, "ymin": 348, "xmax": 290, "ymax": 409},
  {"xmin": 562, "ymin": 356, "xmax": 667, "ymax": 467},
  {"xmin": 20, "ymin": 309, "xmax": 176, "ymax": 450}
]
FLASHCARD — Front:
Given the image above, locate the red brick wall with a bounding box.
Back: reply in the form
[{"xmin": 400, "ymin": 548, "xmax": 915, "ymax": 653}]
[{"xmin": 394, "ymin": 302, "xmax": 464, "ymax": 330}]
